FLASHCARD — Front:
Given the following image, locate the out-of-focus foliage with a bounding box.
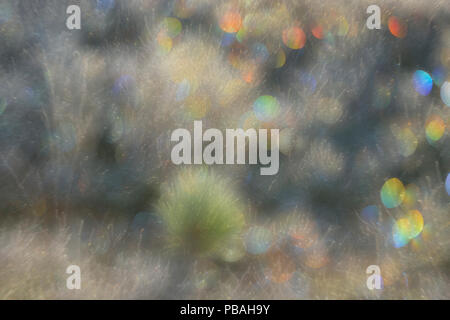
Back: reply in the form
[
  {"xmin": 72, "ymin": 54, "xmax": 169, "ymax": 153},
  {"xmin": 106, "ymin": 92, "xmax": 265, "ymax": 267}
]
[
  {"xmin": 0, "ymin": 0, "xmax": 449, "ymax": 299},
  {"xmin": 158, "ymin": 169, "xmax": 245, "ymax": 257}
]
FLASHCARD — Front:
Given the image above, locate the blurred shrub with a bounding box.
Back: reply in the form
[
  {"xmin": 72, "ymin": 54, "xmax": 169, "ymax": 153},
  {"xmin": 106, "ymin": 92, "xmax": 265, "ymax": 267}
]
[{"xmin": 158, "ymin": 169, "xmax": 245, "ymax": 257}]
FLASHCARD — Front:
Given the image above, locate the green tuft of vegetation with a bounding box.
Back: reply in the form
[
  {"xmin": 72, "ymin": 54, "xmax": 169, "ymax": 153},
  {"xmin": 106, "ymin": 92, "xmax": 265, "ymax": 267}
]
[{"xmin": 158, "ymin": 169, "xmax": 245, "ymax": 257}]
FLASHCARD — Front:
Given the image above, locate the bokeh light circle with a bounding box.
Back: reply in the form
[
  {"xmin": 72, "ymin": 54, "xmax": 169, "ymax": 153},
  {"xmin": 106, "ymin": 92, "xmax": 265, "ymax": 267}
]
[
  {"xmin": 253, "ymin": 95, "xmax": 280, "ymax": 121},
  {"xmin": 393, "ymin": 218, "xmax": 410, "ymax": 248},
  {"xmin": 413, "ymin": 70, "xmax": 433, "ymax": 96},
  {"xmin": 441, "ymin": 81, "xmax": 450, "ymax": 106},
  {"xmin": 156, "ymin": 17, "xmax": 182, "ymax": 53},
  {"xmin": 392, "ymin": 210, "xmax": 424, "ymax": 248},
  {"xmin": 274, "ymin": 49, "xmax": 286, "ymax": 68},
  {"xmin": 157, "ymin": 32, "xmax": 173, "ymax": 53},
  {"xmin": 220, "ymin": 11, "xmax": 242, "ymax": 33},
  {"xmin": 425, "ymin": 115, "xmax": 445, "ymax": 142},
  {"xmin": 406, "ymin": 210, "xmax": 424, "ymax": 239},
  {"xmin": 235, "ymin": 26, "xmax": 247, "ymax": 43},
  {"xmin": 311, "ymin": 24, "xmax": 324, "ymax": 39},
  {"xmin": 282, "ymin": 27, "xmax": 306, "ymax": 50},
  {"xmin": 221, "ymin": 32, "xmax": 236, "ymax": 47},
  {"xmin": 380, "ymin": 178, "xmax": 405, "ymax": 208},
  {"xmin": 161, "ymin": 17, "xmax": 182, "ymax": 38},
  {"xmin": 446, "ymin": 173, "xmax": 450, "ymax": 196},
  {"xmin": 388, "ymin": 16, "xmax": 407, "ymax": 38}
]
